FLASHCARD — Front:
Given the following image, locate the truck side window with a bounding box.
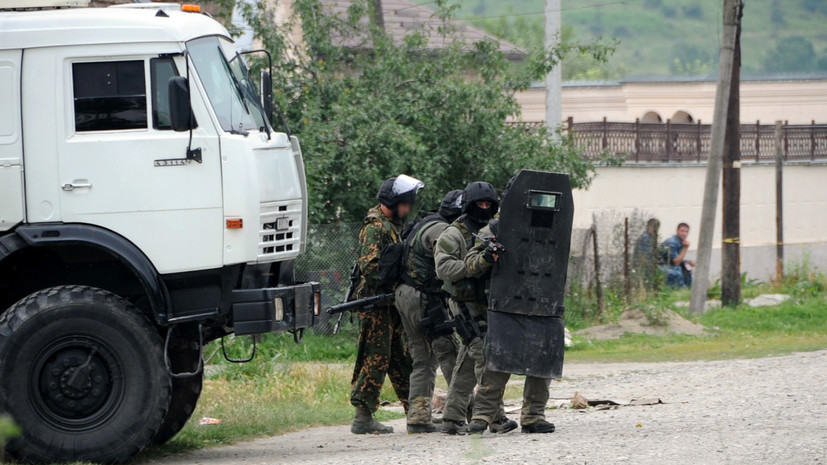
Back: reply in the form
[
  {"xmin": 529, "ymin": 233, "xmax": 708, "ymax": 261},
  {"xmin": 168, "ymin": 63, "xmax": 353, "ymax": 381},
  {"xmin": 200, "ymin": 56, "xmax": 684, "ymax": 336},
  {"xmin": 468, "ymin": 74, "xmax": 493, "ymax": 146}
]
[
  {"xmin": 150, "ymin": 57, "xmax": 180, "ymax": 130},
  {"xmin": 72, "ymin": 60, "xmax": 147, "ymax": 132}
]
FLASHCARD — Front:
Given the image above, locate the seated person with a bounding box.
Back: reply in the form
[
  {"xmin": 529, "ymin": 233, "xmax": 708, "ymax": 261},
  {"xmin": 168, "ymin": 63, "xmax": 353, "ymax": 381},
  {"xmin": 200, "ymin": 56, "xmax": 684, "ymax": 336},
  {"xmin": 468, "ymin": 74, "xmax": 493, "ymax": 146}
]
[{"xmin": 661, "ymin": 222, "xmax": 695, "ymax": 287}]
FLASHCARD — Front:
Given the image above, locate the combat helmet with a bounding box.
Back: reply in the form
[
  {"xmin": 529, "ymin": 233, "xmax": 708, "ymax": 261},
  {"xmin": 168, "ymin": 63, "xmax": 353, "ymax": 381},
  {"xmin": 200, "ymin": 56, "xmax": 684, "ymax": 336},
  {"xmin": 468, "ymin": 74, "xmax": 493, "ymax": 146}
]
[
  {"xmin": 377, "ymin": 174, "xmax": 425, "ymax": 218},
  {"xmin": 462, "ymin": 181, "xmax": 499, "ymax": 226}
]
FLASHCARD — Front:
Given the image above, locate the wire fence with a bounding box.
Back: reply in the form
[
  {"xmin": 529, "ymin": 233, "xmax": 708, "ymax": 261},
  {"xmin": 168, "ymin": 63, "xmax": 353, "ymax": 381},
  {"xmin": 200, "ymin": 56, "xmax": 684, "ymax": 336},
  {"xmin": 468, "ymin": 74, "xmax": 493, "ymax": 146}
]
[
  {"xmin": 297, "ymin": 213, "xmax": 668, "ymax": 335},
  {"xmin": 295, "ymin": 222, "xmax": 363, "ymax": 335}
]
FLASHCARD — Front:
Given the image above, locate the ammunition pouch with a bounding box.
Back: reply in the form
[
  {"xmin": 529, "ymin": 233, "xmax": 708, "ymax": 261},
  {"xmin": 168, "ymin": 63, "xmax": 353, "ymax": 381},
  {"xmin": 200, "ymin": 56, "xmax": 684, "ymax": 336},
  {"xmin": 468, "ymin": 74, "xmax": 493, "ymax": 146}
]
[{"xmin": 443, "ymin": 278, "xmax": 486, "ymax": 302}]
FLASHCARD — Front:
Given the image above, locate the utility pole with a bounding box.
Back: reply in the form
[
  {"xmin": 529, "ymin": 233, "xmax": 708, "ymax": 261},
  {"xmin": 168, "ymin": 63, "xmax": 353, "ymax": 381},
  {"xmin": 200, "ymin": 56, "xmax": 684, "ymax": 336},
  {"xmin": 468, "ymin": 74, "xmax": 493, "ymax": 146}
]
[
  {"xmin": 721, "ymin": 3, "xmax": 743, "ymax": 306},
  {"xmin": 690, "ymin": 0, "xmax": 742, "ymax": 314},
  {"xmin": 544, "ymin": 0, "xmax": 562, "ymax": 130}
]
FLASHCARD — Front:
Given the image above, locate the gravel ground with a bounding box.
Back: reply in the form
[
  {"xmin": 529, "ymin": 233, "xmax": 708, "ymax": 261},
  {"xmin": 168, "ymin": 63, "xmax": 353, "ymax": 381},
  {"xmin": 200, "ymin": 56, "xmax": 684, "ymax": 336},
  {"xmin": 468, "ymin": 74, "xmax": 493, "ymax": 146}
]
[{"xmin": 142, "ymin": 350, "xmax": 827, "ymax": 465}]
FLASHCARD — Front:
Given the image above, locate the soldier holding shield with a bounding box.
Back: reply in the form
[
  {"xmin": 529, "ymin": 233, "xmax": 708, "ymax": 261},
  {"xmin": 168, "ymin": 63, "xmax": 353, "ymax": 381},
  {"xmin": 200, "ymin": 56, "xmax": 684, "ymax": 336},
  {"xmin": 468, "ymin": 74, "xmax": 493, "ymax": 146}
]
[{"xmin": 472, "ymin": 170, "xmax": 574, "ymax": 434}]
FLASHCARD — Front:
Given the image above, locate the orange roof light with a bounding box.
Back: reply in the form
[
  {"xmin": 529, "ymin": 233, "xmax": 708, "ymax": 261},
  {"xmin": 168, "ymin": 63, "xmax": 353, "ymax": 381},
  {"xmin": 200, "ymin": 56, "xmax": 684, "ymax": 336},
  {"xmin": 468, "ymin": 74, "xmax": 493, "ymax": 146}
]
[
  {"xmin": 181, "ymin": 4, "xmax": 201, "ymax": 13},
  {"xmin": 226, "ymin": 218, "xmax": 243, "ymax": 229}
]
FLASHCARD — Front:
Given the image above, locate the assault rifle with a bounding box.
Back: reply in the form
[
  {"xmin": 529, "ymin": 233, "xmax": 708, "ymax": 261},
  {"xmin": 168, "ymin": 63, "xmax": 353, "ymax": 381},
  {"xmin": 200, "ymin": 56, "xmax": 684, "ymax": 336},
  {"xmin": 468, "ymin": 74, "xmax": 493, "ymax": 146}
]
[{"xmin": 326, "ymin": 293, "xmax": 396, "ymax": 316}]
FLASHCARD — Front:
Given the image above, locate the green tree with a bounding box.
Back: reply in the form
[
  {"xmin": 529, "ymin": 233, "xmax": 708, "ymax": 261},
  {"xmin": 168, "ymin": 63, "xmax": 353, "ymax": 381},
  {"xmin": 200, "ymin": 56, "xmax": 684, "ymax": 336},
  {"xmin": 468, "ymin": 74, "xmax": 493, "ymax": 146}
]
[
  {"xmin": 770, "ymin": 0, "xmax": 785, "ymax": 26},
  {"xmin": 212, "ymin": 0, "xmax": 616, "ymax": 223},
  {"xmin": 471, "ymin": 18, "xmax": 621, "ymax": 81},
  {"xmin": 764, "ymin": 36, "xmax": 817, "ymax": 73},
  {"xmin": 670, "ymin": 43, "xmax": 715, "ymax": 76},
  {"xmin": 802, "ymin": 0, "xmax": 827, "ymax": 15}
]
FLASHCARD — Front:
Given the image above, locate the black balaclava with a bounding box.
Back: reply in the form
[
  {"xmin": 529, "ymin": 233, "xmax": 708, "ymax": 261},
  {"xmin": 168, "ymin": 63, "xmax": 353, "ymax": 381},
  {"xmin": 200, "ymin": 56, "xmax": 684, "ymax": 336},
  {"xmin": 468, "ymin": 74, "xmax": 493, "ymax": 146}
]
[{"xmin": 461, "ymin": 181, "xmax": 499, "ymax": 230}]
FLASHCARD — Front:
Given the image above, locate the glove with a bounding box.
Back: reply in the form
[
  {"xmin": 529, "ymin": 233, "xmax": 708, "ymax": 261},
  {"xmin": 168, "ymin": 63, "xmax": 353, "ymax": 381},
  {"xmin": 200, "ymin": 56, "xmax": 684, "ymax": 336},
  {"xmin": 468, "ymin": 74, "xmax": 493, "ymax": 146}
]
[{"xmin": 483, "ymin": 248, "xmax": 496, "ymax": 263}]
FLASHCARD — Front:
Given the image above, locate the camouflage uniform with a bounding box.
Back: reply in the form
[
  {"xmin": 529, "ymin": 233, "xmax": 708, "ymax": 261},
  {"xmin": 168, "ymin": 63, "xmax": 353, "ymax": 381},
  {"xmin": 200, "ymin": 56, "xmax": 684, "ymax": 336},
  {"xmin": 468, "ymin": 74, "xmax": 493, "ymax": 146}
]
[
  {"xmin": 350, "ymin": 206, "xmax": 412, "ymax": 413},
  {"xmin": 395, "ymin": 216, "xmax": 459, "ymax": 426},
  {"xmin": 464, "ymin": 224, "xmax": 551, "ymax": 426},
  {"xmin": 434, "ymin": 218, "xmax": 506, "ymax": 425}
]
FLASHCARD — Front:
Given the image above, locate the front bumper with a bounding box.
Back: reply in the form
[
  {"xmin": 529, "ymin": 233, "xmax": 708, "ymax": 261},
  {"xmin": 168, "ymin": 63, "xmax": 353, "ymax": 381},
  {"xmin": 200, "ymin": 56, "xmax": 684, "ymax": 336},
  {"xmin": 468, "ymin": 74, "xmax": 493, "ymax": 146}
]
[{"xmin": 230, "ymin": 282, "xmax": 321, "ymax": 336}]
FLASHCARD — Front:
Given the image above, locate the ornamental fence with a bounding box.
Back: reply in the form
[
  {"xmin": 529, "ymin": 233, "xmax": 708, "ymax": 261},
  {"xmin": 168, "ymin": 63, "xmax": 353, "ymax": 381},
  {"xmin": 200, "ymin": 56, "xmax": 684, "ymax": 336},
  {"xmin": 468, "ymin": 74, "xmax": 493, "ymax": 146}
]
[{"xmin": 510, "ymin": 118, "xmax": 827, "ymax": 163}]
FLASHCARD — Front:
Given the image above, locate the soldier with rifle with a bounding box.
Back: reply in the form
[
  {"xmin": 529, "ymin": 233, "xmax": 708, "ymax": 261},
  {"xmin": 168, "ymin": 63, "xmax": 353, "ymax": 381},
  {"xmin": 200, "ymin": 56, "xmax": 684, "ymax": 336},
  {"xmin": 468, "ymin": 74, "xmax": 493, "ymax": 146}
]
[
  {"xmin": 434, "ymin": 181, "xmax": 518, "ymax": 435},
  {"xmin": 347, "ymin": 175, "xmax": 423, "ymax": 435},
  {"xmin": 394, "ymin": 189, "xmax": 463, "ymax": 434}
]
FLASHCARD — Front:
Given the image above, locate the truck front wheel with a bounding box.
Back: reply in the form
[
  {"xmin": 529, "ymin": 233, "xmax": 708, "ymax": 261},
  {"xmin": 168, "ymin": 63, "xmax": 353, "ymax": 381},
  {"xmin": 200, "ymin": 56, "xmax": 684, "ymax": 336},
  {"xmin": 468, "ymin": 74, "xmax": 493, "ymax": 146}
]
[{"xmin": 0, "ymin": 286, "xmax": 171, "ymax": 463}]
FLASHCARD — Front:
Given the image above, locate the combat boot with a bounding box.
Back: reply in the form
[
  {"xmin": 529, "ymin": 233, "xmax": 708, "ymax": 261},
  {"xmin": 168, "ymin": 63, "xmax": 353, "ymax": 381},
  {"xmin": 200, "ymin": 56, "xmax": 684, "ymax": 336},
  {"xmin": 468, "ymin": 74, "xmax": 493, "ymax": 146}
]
[
  {"xmin": 440, "ymin": 419, "xmax": 468, "ymax": 435},
  {"xmin": 407, "ymin": 423, "xmax": 438, "ymax": 434},
  {"xmin": 467, "ymin": 419, "xmax": 488, "ymax": 434},
  {"xmin": 351, "ymin": 405, "xmax": 394, "ymax": 435},
  {"xmin": 489, "ymin": 416, "xmax": 518, "ymax": 434},
  {"xmin": 521, "ymin": 420, "xmax": 556, "ymax": 434}
]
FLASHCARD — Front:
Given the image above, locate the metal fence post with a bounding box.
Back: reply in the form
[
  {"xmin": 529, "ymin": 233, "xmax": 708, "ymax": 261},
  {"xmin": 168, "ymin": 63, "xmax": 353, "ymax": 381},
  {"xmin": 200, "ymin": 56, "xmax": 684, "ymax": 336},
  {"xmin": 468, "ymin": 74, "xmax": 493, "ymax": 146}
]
[
  {"xmin": 774, "ymin": 121, "xmax": 784, "ymax": 281},
  {"xmin": 696, "ymin": 119, "xmax": 702, "ymax": 162},
  {"xmin": 635, "ymin": 118, "xmax": 641, "ymax": 162},
  {"xmin": 623, "ymin": 217, "xmax": 630, "ymax": 302},
  {"xmin": 665, "ymin": 118, "xmax": 672, "ymax": 162},
  {"xmin": 602, "ymin": 116, "xmax": 608, "ymax": 151},
  {"xmin": 567, "ymin": 116, "xmax": 573, "ymax": 132},
  {"xmin": 591, "ymin": 221, "xmax": 604, "ymax": 316},
  {"xmin": 784, "ymin": 120, "xmax": 789, "ymax": 160},
  {"xmin": 755, "ymin": 119, "xmax": 760, "ymax": 162},
  {"xmin": 812, "ymin": 120, "xmax": 816, "ymax": 161}
]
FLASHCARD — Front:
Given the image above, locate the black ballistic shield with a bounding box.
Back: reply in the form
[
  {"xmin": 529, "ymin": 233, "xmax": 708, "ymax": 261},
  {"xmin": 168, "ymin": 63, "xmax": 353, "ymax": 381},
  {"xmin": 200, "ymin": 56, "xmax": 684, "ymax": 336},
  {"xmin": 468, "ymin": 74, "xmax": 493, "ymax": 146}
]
[{"xmin": 485, "ymin": 170, "xmax": 574, "ymax": 378}]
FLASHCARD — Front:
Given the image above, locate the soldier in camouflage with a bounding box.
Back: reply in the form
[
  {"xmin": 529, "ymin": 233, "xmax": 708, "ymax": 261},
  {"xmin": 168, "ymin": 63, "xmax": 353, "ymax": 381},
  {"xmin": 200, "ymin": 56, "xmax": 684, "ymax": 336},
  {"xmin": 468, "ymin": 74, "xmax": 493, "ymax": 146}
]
[
  {"xmin": 350, "ymin": 175, "xmax": 423, "ymax": 435},
  {"xmin": 395, "ymin": 190, "xmax": 464, "ymax": 434},
  {"xmin": 435, "ymin": 182, "xmax": 518, "ymax": 435},
  {"xmin": 464, "ymin": 220, "xmax": 557, "ymax": 434}
]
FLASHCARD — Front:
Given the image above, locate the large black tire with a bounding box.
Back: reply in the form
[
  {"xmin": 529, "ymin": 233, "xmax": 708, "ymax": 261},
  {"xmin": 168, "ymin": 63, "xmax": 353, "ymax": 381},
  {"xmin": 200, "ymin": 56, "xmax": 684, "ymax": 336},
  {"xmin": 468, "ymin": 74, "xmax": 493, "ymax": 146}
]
[
  {"xmin": 0, "ymin": 286, "xmax": 171, "ymax": 463},
  {"xmin": 151, "ymin": 335, "xmax": 203, "ymax": 445}
]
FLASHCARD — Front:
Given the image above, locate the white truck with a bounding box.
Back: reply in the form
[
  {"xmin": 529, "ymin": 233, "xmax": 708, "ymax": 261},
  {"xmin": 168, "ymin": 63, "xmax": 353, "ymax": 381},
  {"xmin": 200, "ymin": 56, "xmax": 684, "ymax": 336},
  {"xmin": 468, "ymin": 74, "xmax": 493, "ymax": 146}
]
[{"xmin": 0, "ymin": 2, "xmax": 320, "ymax": 462}]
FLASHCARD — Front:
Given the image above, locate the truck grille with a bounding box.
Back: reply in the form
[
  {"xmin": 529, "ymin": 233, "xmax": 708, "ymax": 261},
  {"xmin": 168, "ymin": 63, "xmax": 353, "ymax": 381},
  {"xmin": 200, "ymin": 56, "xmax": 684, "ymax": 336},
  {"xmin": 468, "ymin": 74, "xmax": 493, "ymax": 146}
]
[{"xmin": 258, "ymin": 199, "xmax": 302, "ymax": 261}]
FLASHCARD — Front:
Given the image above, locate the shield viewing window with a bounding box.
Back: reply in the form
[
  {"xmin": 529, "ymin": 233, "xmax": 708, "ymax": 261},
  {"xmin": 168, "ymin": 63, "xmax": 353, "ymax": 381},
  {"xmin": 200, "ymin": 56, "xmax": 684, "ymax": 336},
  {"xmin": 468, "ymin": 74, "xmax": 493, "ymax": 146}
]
[{"xmin": 526, "ymin": 190, "xmax": 562, "ymax": 211}]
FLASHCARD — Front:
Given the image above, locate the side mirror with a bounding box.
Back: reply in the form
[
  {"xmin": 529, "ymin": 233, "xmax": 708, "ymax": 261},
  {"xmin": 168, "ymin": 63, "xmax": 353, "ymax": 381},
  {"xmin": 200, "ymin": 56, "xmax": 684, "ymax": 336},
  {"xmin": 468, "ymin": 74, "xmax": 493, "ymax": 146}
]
[
  {"xmin": 260, "ymin": 69, "xmax": 274, "ymax": 124},
  {"xmin": 168, "ymin": 76, "xmax": 195, "ymax": 132}
]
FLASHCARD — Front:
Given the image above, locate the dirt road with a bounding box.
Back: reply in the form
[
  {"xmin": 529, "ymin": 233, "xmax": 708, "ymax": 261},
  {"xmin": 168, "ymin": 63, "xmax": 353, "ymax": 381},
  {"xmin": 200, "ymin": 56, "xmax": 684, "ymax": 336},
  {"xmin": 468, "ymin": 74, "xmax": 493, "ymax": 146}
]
[{"xmin": 142, "ymin": 350, "xmax": 827, "ymax": 464}]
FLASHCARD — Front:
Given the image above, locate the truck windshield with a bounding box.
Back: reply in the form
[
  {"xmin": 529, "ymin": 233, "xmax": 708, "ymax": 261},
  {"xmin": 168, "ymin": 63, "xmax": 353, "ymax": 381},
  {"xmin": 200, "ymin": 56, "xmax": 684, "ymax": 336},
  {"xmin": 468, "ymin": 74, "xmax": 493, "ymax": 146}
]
[{"xmin": 187, "ymin": 36, "xmax": 268, "ymax": 134}]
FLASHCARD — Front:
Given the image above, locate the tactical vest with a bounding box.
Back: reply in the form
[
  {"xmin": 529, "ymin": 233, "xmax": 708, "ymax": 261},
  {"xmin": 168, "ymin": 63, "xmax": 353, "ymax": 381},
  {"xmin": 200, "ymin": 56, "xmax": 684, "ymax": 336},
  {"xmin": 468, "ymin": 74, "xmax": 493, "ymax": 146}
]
[
  {"xmin": 442, "ymin": 218, "xmax": 487, "ymax": 302},
  {"xmin": 401, "ymin": 214, "xmax": 445, "ymax": 291}
]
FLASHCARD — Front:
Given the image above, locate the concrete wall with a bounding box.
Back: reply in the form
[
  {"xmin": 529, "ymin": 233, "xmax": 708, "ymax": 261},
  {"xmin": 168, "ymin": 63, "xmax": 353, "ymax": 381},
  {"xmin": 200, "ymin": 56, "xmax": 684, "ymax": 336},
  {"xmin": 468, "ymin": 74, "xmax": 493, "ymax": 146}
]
[
  {"xmin": 514, "ymin": 78, "xmax": 827, "ymax": 125},
  {"xmin": 571, "ymin": 163, "xmax": 827, "ymax": 281}
]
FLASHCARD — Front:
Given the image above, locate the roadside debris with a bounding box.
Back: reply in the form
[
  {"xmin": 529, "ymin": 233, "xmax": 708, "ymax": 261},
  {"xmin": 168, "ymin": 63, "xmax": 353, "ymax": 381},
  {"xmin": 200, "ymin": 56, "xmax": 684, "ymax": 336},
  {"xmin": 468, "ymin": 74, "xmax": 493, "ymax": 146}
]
[
  {"xmin": 199, "ymin": 417, "xmax": 222, "ymax": 426},
  {"xmin": 746, "ymin": 294, "xmax": 790, "ymax": 307}
]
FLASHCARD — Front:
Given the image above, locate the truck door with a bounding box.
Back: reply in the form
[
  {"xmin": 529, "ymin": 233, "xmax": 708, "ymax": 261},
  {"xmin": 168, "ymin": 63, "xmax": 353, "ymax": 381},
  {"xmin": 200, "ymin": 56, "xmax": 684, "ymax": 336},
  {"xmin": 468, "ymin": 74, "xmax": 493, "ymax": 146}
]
[
  {"xmin": 22, "ymin": 46, "xmax": 223, "ymax": 274},
  {"xmin": 0, "ymin": 50, "xmax": 24, "ymax": 232}
]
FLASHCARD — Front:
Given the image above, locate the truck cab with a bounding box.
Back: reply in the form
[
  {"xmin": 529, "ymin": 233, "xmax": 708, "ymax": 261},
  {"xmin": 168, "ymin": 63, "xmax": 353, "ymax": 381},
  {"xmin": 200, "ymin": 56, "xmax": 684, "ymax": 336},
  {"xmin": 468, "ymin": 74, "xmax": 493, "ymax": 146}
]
[{"xmin": 0, "ymin": 2, "xmax": 319, "ymax": 462}]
